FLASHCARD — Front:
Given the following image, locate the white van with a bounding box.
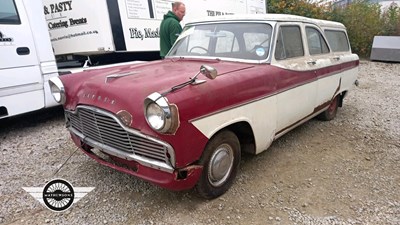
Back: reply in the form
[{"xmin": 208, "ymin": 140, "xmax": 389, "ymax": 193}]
[
  {"xmin": 0, "ymin": 0, "xmax": 59, "ymax": 118},
  {"xmin": 42, "ymin": 0, "xmax": 267, "ymax": 65}
]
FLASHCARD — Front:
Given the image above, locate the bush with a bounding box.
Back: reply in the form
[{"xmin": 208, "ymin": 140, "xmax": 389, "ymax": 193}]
[
  {"xmin": 334, "ymin": 0, "xmax": 383, "ymax": 57},
  {"xmin": 267, "ymin": 0, "xmax": 330, "ymax": 18},
  {"xmin": 267, "ymin": 0, "xmax": 400, "ymax": 58},
  {"xmin": 381, "ymin": 3, "xmax": 400, "ymax": 35}
]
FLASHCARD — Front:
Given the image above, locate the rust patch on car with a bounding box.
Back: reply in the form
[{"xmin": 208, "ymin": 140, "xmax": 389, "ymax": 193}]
[
  {"xmin": 314, "ymin": 77, "xmax": 342, "ymax": 114},
  {"xmin": 175, "ymin": 165, "xmax": 203, "ymax": 180}
]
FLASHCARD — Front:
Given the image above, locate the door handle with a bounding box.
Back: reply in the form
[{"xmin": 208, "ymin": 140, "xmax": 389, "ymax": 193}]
[
  {"xmin": 16, "ymin": 47, "xmax": 30, "ymax": 55},
  {"xmin": 333, "ymin": 56, "xmax": 340, "ymax": 61},
  {"xmin": 307, "ymin": 60, "xmax": 316, "ymax": 65}
]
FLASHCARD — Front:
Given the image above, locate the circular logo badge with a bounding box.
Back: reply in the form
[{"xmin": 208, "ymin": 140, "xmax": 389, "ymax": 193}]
[
  {"xmin": 255, "ymin": 47, "xmax": 266, "ymax": 57},
  {"xmin": 42, "ymin": 179, "xmax": 75, "ymax": 212}
]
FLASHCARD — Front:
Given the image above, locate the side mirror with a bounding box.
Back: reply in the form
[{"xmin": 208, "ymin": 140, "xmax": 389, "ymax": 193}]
[{"xmin": 200, "ymin": 65, "xmax": 218, "ymax": 80}]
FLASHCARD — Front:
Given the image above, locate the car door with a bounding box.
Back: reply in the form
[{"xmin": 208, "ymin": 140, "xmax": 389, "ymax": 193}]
[
  {"xmin": 324, "ymin": 28, "xmax": 352, "ymax": 68},
  {"xmin": 272, "ymin": 23, "xmax": 318, "ymax": 136},
  {"xmin": 0, "ymin": 0, "xmax": 44, "ymax": 116},
  {"xmin": 305, "ymin": 25, "xmax": 341, "ymax": 106},
  {"xmin": 323, "ymin": 28, "xmax": 358, "ymax": 94}
]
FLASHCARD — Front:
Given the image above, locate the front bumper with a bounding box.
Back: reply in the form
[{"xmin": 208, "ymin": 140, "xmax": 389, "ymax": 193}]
[
  {"xmin": 71, "ymin": 133, "xmax": 203, "ymax": 191},
  {"xmin": 65, "ymin": 105, "xmax": 176, "ymax": 172},
  {"xmin": 65, "ymin": 105, "xmax": 203, "ymax": 190}
]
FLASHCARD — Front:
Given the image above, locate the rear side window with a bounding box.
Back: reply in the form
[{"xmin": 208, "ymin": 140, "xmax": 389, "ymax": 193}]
[
  {"xmin": 306, "ymin": 27, "xmax": 329, "ymax": 55},
  {"xmin": 0, "ymin": 0, "xmax": 20, "ymax": 24},
  {"xmin": 275, "ymin": 26, "xmax": 304, "ymax": 60},
  {"xmin": 325, "ymin": 30, "xmax": 350, "ymax": 52}
]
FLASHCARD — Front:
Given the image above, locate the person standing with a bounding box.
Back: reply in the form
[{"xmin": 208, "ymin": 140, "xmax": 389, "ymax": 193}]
[{"xmin": 159, "ymin": 2, "xmax": 186, "ymax": 58}]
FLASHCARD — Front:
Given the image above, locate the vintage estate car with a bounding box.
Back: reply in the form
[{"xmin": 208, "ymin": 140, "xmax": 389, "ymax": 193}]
[{"xmin": 49, "ymin": 14, "xmax": 359, "ymax": 199}]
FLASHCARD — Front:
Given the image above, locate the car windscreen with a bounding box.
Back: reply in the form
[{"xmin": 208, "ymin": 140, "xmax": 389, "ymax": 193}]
[{"xmin": 168, "ymin": 22, "xmax": 273, "ymax": 60}]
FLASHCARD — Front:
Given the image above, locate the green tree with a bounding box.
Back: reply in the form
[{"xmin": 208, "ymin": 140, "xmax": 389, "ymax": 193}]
[
  {"xmin": 266, "ymin": 0, "xmax": 400, "ymax": 58},
  {"xmin": 267, "ymin": 0, "xmax": 331, "ymax": 19},
  {"xmin": 381, "ymin": 3, "xmax": 400, "ymax": 35},
  {"xmin": 335, "ymin": 0, "xmax": 383, "ymax": 57}
]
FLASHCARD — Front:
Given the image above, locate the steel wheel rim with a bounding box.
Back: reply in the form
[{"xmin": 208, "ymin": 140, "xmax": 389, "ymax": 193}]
[{"xmin": 208, "ymin": 143, "xmax": 234, "ymax": 187}]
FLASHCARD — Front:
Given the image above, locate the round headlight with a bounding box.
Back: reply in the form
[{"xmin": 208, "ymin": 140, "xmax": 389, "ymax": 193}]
[
  {"xmin": 146, "ymin": 102, "xmax": 166, "ymax": 130},
  {"xmin": 144, "ymin": 92, "xmax": 180, "ymax": 134},
  {"xmin": 49, "ymin": 77, "xmax": 66, "ymax": 104}
]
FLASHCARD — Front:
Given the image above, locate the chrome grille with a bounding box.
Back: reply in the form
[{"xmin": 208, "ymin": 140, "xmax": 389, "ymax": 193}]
[{"xmin": 65, "ymin": 107, "xmax": 169, "ymax": 163}]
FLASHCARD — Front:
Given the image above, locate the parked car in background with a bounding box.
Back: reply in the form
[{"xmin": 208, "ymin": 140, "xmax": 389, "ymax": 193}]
[{"xmin": 49, "ymin": 14, "xmax": 359, "ymax": 199}]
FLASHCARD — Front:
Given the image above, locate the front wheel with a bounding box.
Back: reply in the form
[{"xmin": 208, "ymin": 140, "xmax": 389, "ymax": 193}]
[
  {"xmin": 195, "ymin": 130, "xmax": 240, "ymax": 199},
  {"xmin": 317, "ymin": 95, "xmax": 339, "ymax": 121}
]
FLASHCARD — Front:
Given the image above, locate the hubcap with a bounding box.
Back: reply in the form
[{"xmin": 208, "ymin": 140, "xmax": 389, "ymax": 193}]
[{"xmin": 208, "ymin": 144, "xmax": 234, "ymax": 187}]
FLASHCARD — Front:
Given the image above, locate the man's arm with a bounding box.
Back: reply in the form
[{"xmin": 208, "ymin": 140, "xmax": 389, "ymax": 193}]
[{"xmin": 169, "ymin": 23, "xmax": 183, "ymax": 46}]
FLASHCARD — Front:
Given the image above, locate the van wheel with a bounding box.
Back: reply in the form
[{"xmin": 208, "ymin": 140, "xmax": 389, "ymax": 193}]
[
  {"xmin": 317, "ymin": 95, "xmax": 339, "ymax": 121},
  {"xmin": 195, "ymin": 130, "xmax": 240, "ymax": 199}
]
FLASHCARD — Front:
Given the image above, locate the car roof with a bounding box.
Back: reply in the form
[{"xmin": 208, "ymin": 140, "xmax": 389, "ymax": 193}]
[{"xmin": 186, "ymin": 13, "xmax": 346, "ymax": 29}]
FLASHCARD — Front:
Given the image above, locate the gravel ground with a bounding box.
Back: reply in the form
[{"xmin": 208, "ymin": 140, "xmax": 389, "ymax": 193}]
[{"xmin": 0, "ymin": 60, "xmax": 399, "ymax": 225}]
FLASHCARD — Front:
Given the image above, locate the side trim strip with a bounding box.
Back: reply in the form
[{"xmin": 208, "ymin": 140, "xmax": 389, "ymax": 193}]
[
  {"xmin": 189, "ymin": 91, "xmax": 278, "ymax": 123},
  {"xmin": 274, "ymin": 105, "xmax": 327, "ymax": 140},
  {"xmin": 190, "ymin": 60, "xmax": 358, "ymax": 123}
]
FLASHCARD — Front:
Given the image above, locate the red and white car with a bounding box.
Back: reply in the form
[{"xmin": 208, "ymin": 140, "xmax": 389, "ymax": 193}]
[{"xmin": 50, "ymin": 14, "xmax": 359, "ymax": 199}]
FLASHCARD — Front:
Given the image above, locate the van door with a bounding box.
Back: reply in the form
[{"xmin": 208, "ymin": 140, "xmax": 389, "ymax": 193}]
[{"xmin": 0, "ymin": 0, "xmax": 44, "ymax": 117}]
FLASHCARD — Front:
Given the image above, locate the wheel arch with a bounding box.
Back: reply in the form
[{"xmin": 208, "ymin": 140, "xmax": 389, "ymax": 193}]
[
  {"xmin": 207, "ymin": 120, "xmax": 256, "ymax": 155},
  {"xmin": 338, "ymin": 90, "xmax": 347, "ymax": 107}
]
